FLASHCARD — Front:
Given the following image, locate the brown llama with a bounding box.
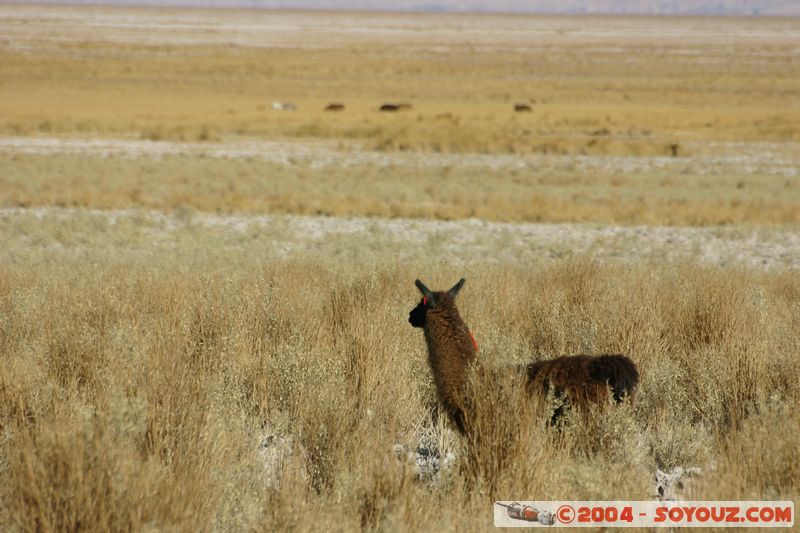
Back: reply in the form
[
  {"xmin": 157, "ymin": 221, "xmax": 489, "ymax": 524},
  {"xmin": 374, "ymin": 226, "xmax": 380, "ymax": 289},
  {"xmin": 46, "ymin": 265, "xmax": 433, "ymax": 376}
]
[
  {"xmin": 409, "ymin": 278, "xmax": 639, "ymax": 434},
  {"xmin": 379, "ymin": 103, "xmax": 413, "ymax": 112}
]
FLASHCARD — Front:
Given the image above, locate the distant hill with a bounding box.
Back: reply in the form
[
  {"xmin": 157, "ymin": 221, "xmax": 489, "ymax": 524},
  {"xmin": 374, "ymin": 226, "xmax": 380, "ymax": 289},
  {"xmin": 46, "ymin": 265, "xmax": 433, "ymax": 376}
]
[{"xmin": 6, "ymin": 0, "xmax": 800, "ymax": 16}]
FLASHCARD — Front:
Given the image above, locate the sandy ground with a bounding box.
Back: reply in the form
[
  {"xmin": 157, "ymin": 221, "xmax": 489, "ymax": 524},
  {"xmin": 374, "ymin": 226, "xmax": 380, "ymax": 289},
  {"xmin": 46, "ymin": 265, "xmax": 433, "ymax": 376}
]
[
  {"xmin": 1, "ymin": 136, "xmax": 797, "ymax": 176},
  {"xmin": 3, "ymin": 5, "xmax": 799, "ymax": 52},
  {"xmin": 3, "ymin": 206, "xmax": 798, "ymax": 270},
  {"xmin": 2, "ymin": 134, "xmax": 798, "ymax": 269}
]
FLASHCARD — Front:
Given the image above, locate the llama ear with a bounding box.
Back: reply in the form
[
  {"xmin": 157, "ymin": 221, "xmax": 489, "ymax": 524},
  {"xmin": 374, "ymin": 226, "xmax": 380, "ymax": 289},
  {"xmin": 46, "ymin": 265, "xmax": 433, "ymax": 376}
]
[
  {"xmin": 415, "ymin": 279, "xmax": 435, "ymax": 304},
  {"xmin": 447, "ymin": 278, "xmax": 465, "ymax": 299}
]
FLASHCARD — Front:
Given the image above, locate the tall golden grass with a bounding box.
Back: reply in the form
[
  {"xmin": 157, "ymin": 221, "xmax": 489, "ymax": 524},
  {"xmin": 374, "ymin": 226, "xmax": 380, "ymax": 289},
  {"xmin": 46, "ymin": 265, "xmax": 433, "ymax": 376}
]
[{"xmin": 1, "ymin": 252, "xmax": 798, "ymax": 531}]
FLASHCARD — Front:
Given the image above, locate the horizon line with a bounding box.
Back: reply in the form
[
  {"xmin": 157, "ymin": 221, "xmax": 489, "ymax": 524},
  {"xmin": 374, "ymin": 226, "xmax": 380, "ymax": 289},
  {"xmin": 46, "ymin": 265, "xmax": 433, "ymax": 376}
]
[{"xmin": 4, "ymin": 1, "xmax": 797, "ymax": 18}]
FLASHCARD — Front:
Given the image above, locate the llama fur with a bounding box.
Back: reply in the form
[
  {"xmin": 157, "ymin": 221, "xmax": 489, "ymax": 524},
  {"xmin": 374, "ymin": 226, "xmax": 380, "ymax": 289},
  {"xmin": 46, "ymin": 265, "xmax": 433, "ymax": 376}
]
[{"xmin": 409, "ymin": 279, "xmax": 476, "ymax": 433}]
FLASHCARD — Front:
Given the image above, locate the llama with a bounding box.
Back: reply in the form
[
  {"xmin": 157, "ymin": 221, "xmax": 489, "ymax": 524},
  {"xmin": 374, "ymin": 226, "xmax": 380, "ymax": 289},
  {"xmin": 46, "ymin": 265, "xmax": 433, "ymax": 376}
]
[
  {"xmin": 408, "ymin": 279, "xmax": 476, "ymax": 433},
  {"xmin": 379, "ymin": 103, "xmax": 413, "ymax": 112},
  {"xmin": 409, "ymin": 278, "xmax": 639, "ymax": 434}
]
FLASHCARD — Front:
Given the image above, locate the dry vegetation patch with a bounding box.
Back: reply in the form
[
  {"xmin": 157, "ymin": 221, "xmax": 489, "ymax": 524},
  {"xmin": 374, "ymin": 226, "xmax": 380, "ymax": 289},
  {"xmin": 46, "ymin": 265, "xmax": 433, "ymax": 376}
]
[
  {"xmin": 1, "ymin": 5, "xmax": 799, "ymax": 152},
  {"xmin": 1, "ymin": 6, "xmax": 799, "ymax": 530},
  {"xmin": 2, "ymin": 207, "xmax": 799, "ymax": 270},
  {"xmin": 1, "ymin": 236, "xmax": 798, "ymax": 530},
  {"xmin": 1, "ymin": 6, "xmax": 799, "ymax": 226},
  {"xmin": 2, "ymin": 141, "xmax": 799, "ymax": 226}
]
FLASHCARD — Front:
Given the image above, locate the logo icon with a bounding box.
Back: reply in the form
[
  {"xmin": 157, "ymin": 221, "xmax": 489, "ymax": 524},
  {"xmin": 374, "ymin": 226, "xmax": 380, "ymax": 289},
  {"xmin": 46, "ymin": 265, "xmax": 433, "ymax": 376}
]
[{"xmin": 495, "ymin": 502, "xmax": 555, "ymax": 525}]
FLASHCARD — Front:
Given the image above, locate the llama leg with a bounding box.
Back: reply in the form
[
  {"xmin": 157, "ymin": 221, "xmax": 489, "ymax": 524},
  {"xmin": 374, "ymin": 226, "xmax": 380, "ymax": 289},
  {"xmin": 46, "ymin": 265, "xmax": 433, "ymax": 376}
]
[
  {"xmin": 547, "ymin": 389, "xmax": 569, "ymax": 428},
  {"xmin": 448, "ymin": 405, "xmax": 468, "ymax": 434}
]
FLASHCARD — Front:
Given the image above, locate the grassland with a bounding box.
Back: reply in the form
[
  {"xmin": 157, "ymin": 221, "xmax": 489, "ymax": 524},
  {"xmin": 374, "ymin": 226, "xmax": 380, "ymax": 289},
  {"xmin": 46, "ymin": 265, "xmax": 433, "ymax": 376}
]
[
  {"xmin": 1, "ymin": 4, "xmax": 799, "ymax": 532},
  {"xmin": 1, "ymin": 212, "xmax": 799, "ymax": 531},
  {"xmin": 2, "ymin": 141, "xmax": 800, "ymax": 225},
  {"xmin": 2, "ymin": 6, "xmax": 799, "ymax": 150},
  {"xmin": 1, "ymin": 5, "xmax": 800, "ymax": 225}
]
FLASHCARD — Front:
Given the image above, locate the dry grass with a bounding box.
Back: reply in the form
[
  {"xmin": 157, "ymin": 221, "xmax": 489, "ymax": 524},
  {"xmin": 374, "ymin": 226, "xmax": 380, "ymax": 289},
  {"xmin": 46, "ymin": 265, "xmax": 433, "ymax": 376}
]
[
  {"xmin": 3, "ymin": 207, "xmax": 799, "ymax": 271},
  {"xmin": 2, "ymin": 148, "xmax": 800, "ymax": 226},
  {"xmin": 1, "ymin": 6, "xmax": 798, "ymax": 531},
  {"xmin": 1, "ymin": 233, "xmax": 798, "ymax": 530},
  {"xmin": 1, "ymin": 6, "xmax": 799, "ymax": 226},
  {"xmin": 1, "ymin": 6, "xmax": 799, "ymax": 152}
]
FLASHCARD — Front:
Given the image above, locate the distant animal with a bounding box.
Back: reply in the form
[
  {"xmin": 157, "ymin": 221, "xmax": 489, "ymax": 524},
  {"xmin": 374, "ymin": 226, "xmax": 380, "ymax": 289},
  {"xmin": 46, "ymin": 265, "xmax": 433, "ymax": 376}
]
[
  {"xmin": 514, "ymin": 103, "xmax": 532, "ymax": 112},
  {"xmin": 669, "ymin": 143, "xmax": 680, "ymax": 157},
  {"xmin": 325, "ymin": 103, "xmax": 345, "ymax": 111},
  {"xmin": 380, "ymin": 103, "xmax": 413, "ymax": 112},
  {"xmin": 272, "ymin": 101, "xmax": 297, "ymax": 111},
  {"xmin": 409, "ymin": 278, "xmax": 638, "ymax": 434}
]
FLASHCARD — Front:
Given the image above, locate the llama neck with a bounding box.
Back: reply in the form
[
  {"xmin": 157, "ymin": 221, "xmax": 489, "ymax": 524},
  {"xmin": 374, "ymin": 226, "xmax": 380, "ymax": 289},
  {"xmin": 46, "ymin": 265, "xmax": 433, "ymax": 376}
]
[{"xmin": 422, "ymin": 305, "xmax": 477, "ymax": 399}]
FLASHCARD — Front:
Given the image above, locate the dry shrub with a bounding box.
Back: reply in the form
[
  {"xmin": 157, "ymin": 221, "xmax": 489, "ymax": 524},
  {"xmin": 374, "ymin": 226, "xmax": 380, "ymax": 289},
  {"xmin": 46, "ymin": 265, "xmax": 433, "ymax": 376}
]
[
  {"xmin": 460, "ymin": 367, "xmax": 552, "ymax": 494},
  {"xmin": 695, "ymin": 401, "xmax": 800, "ymax": 501},
  {"xmin": 370, "ymin": 123, "xmax": 682, "ymax": 157},
  {"xmin": 0, "ymin": 257, "xmax": 798, "ymax": 530}
]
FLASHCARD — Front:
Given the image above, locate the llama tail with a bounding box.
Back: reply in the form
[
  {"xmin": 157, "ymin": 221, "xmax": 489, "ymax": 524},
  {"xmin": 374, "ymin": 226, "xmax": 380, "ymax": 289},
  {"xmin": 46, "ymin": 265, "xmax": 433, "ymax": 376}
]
[{"xmin": 588, "ymin": 354, "xmax": 639, "ymax": 403}]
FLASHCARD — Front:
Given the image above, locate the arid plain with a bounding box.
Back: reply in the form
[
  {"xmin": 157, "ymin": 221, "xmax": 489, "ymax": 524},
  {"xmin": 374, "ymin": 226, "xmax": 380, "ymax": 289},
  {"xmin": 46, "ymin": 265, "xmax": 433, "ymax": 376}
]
[{"xmin": 1, "ymin": 5, "xmax": 799, "ymax": 531}]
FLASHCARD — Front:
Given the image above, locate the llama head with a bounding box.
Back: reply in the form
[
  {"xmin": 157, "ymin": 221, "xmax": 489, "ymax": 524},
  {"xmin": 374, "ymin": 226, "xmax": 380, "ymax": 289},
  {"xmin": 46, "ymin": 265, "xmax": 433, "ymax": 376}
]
[{"xmin": 408, "ymin": 278, "xmax": 465, "ymax": 328}]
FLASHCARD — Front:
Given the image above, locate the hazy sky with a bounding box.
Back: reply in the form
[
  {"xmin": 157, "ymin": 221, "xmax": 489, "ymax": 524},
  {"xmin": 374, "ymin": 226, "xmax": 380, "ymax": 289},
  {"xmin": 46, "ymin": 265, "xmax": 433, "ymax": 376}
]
[{"xmin": 15, "ymin": 0, "xmax": 800, "ymax": 16}]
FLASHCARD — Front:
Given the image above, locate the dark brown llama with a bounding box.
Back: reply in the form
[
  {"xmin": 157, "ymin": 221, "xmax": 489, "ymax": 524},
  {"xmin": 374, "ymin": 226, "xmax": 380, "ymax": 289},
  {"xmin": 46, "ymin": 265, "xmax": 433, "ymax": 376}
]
[{"xmin": 409, "ymin": 278, "xmax": 639, "ymax": 434}]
